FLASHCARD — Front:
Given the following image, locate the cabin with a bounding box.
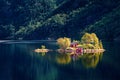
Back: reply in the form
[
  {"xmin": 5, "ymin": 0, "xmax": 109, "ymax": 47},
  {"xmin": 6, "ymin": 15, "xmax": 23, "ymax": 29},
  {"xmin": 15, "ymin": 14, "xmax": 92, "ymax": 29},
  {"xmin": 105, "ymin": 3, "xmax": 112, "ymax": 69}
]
[
  {"xmin": 70, "ymin": 42, "xmax": 79, "ymax": 48},
  {"xmin": 75, "ymin": 48, "xmax": 83, "ymax": 55}
]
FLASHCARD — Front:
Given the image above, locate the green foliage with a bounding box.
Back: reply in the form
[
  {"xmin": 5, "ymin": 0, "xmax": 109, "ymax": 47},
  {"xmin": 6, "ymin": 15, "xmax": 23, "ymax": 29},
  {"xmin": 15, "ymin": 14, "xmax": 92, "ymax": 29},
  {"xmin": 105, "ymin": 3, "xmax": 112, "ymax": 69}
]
[
  {"xmin": 0, "ymin": 24, "xmax": 15, "ymax": 39},
  {"xmin": 0, "ymin": 0, "xmax": 120, "ymax": 40},
  {"xmin": 82, "ymin": 5, "xmax": 120, "ymax": 41},
  {"xmin": 52, "ymin": 14, "xmax": 67, "ymax": 25},
  {"xmin": 0, "ymin": 0, "xmax": 58, "ymax": 39},
  {"xmin": 15, "ymin": 21, "xmax": 42, "ymax": 39}
]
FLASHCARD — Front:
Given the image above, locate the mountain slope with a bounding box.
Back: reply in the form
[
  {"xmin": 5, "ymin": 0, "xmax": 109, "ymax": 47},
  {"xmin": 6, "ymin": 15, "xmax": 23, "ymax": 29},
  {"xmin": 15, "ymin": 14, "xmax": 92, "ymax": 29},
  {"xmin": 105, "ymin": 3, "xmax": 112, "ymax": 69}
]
[
  {"xmin": 22, "ymin": 0, "xmax": 120, "ymax": 40},
  {"xmin": 0, "ymin": 0, "xmax": 120, "ymax": 40},
  {"xmin": 82, "ymin": 5, "xmax": 120, "ymax": 41}
]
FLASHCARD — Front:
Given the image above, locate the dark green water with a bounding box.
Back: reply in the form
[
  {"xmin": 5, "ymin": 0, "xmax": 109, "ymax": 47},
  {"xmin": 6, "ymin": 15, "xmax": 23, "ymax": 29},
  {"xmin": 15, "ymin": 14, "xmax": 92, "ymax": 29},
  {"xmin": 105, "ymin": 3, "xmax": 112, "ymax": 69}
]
[{"xmin": 0, "ymin": 41, "xmax": 120, "ymax": 80}]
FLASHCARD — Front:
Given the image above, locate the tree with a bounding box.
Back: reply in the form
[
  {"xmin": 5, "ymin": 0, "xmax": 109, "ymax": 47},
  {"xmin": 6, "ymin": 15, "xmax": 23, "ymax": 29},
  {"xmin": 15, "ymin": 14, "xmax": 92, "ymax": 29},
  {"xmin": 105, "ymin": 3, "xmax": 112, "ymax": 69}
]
[
  {"xmin": 80, "ymin": 33, "xmax": 102, "ymax": 49},
  {"xmin": 57, "ymin": 37, "xmax": 71, "ymax": 49},
  {"xmin": 81, "ymin": 33, "xmax": 92, "ymax": 44}
]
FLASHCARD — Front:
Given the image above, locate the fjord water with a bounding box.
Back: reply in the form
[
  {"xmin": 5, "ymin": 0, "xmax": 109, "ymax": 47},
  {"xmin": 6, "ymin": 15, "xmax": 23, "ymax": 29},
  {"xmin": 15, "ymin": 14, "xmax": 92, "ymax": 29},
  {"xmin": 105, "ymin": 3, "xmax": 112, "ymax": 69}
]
[{"xmin": 0, "ymin": 41, "xmax": 120, "ymax": 80}]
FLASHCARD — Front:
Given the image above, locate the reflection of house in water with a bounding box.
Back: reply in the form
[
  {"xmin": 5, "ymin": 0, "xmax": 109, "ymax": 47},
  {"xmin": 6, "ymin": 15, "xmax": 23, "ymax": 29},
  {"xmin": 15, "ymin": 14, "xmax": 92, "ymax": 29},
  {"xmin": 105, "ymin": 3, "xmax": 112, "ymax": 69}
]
[
  {"xmin": 35, "ymin": 45, "xmax": 105, "ymax": 69},
  {"xmin": 35, "ymin": 48, "xmax": 104, "ymax": 68},
  {"xmin": 55, "ymin": 52, "xmax": 104, "ymax": 68}
]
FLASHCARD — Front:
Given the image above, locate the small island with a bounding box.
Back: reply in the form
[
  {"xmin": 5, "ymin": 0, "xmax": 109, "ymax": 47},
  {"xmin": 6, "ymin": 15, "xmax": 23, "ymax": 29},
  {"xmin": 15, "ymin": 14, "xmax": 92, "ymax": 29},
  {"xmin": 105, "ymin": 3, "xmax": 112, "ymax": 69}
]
[
  {"xmin": 57, "ymin": 32, "xmax": 105, "ymax": 54},
  {"xmin": 35, "ymin": 33, "xmax": 105, "ymax": 55}
]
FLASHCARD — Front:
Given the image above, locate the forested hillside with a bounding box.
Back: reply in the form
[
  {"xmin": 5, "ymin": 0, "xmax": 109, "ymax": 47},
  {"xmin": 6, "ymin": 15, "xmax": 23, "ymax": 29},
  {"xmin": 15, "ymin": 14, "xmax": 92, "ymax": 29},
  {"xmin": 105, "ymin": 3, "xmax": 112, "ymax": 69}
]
[
  {"xmin": 82, "ymin": 5, "xmax": 120, "ymax": 41},
  {"xmin": 0, "ymin": 0, "xmax": 120, "ymax": 41}
]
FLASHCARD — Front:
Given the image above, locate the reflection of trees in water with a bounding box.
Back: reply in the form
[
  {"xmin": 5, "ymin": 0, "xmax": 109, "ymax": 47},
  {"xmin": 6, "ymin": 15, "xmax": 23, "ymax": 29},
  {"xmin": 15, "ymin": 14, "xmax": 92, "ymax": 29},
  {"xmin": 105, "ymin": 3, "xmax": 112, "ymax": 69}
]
[
  {"xmin": 55, "ymin": 52, "xmax": 103, "ymax": 68},
  {"xmin": 35, "ymin": 49, "xmax": 103, "ymax": 69},
  {"xmin": 55, "ymin": 54, "xmax": 71, "ymax": 65},
  {"xmin": 13, "ymin": 51, "xmax": 57, "ymax": 80},
  {"xmin": 81, "ymin": 53, "xmax": 103, "ymax": 68}
]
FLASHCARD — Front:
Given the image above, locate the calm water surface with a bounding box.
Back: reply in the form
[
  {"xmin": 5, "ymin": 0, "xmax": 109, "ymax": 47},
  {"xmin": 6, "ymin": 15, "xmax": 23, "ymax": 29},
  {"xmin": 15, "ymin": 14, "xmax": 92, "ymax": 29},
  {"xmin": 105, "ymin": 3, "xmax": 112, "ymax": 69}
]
[{"xmin": 0, "ymin": 41, "xmax": 120, "ymax": 80}]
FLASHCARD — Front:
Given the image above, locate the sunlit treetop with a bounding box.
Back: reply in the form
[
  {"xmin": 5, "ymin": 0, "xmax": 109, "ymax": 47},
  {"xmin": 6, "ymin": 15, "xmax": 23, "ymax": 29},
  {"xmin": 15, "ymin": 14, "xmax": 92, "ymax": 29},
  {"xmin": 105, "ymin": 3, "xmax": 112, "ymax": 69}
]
[
  {"xmin": 57, "ymin": 33, "xmax": 103, "ymax": 49},
  {"xmin": 81, "ymin": 32, "xmax": 103, "ymax": 49},
  {"xmin": 57, "ymin": 37, "xmax": 71, "ymax": 49}
]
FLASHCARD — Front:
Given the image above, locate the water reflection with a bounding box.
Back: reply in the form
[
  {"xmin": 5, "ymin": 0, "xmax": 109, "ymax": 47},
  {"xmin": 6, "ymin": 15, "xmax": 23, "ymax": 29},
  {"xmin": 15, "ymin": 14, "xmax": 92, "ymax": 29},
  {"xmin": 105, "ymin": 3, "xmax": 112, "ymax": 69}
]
[
  {"xmin": 55, "ymin": 54, "xmax": 71, "ymax": 65},
  {"xmin": 35, "ymin": 49, "xmax": 104, "ymax": 68},
  {"xmin": 1, "ymin": 41, "xmax": 120, "ymax": 80},
  {"xmin": 0, "ymin": 44, "xmax": 58, "ymax": 80},
  {"xmin": 56, "ymin": 52, "xmax": 103, "ymax": 68},
  {"xmin": 81, "ymin": 53, "xmax": 103, "ymax": 68}
]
